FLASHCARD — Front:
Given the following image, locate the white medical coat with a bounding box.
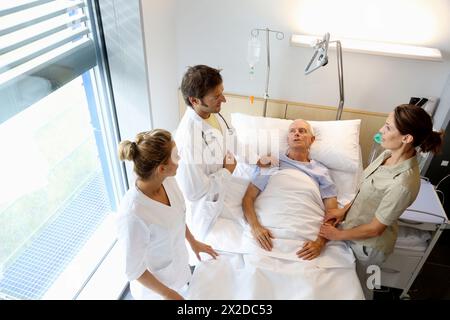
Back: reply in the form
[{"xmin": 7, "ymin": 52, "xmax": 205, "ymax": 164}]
[
  {"xmin": 116, "ymin": 177, "xmax": 191, "ymax": 300},
  {"xmin": 175, "ymin": 107, "xmax": 240, "ymax": 241}
]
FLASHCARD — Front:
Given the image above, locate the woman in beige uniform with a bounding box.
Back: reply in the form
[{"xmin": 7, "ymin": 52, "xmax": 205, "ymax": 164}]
[{"xmin": 319, "ymin": 104, "xmax": 444, "ymax": 299}]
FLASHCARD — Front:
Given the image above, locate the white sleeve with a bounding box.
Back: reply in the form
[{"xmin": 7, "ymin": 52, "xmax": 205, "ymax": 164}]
[
  {"xmin": 117, "ymin": 214, "xmax": 149, "ymax": 281},
  {"xmin": 176, "ymin": 146, "xmax": 231, "ymax": 202}
]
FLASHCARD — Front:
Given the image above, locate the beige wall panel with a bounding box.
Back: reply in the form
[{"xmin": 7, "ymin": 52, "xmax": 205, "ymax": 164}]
[
  {"xmin": 286, "ymin": 103, "xmax": 336, "ymax": 121},
  {"xmin": 177, "ymin": 90, "xmax": 388, "ymax": 167},
  {"xmin": 340, "ymin": 111, "xmax": 387, "ymax": 167}
]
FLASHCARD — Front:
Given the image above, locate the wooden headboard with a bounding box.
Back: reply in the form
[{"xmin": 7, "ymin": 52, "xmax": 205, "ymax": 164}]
[{"xmin": 178, "ymin": 91, "xmax": 388, "ymax": 168}]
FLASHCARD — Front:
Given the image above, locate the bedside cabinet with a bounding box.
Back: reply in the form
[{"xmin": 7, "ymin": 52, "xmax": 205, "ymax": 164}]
[{"xmin": 380, "ymin": 179, "xmax": 449, "ymax": 299}]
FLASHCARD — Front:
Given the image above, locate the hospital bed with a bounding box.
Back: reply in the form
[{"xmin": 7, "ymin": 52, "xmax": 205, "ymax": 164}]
[
  {"xmin": 178, "ymin": 93, "xmax": 448, "ymax": 299},
  {"xmin": 185, "ymin": 113, "xmax": 365, "ymax": 299}
]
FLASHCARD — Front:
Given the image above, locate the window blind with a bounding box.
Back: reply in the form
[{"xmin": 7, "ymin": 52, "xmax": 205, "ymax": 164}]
[{"xmin": 0, "ymin": 0, "xmax": 96, "ymax": 124}]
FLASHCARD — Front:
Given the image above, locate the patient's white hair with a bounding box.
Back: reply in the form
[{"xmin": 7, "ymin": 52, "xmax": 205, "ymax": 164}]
[
  {"xmin": 290, "ymin": 119, "xmax": 315, "ymax": 136},
  {"xmin": 306, "ymin": 121, "xmax": 315, "ymax": 136}
]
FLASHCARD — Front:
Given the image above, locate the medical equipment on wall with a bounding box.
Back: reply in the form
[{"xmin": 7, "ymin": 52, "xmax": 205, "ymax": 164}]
[
  {"xmin": 248, "ymin": 28, "xmax": 285, "ymax": 117},
  {"xmin": 409, "ymin": 96, "xmax": 439, "ymax": 117},
  {"xmin": 304, "ymin": 32, "xmax": 345, "ymax": 120}
]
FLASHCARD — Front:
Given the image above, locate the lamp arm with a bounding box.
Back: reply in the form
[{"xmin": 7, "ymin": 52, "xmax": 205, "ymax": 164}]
[{"xmin": 335, "ymin": 40, "xmax": 345, "ymax": 120}]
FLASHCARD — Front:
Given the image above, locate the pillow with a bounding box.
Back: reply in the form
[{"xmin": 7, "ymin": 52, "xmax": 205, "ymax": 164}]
[
  {"xmin": 230, "ymin": 113, "xmax": 361, "ymax": 173},
  {"xmin": 308, "ymin": 119, "xmax": 361, "ymax": 172}
]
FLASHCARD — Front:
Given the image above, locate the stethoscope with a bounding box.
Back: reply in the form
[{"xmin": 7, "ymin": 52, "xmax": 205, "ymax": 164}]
[{"xmin": 202, "ymin": 112, "xmax": 235, "ymax": 146}]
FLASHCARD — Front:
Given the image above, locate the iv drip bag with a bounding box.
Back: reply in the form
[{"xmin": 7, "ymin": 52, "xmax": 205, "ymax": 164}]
[{"xmin": 247, "ymin": 36, "xmax": 261, "ymax": 67}]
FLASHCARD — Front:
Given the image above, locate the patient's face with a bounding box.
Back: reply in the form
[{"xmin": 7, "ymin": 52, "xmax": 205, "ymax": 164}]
[{"xmin": 287, "ymin": 120, "xmax": 315, "ymax": 150}]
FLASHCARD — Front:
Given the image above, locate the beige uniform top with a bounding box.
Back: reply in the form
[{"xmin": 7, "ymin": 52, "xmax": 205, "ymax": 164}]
[{"xmin": 342, "ymin": 150, "xmax": 420, "ymax": 255}]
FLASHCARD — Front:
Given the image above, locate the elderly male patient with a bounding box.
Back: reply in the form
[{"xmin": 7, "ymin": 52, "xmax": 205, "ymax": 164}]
[{"xmin": 242, "ymin": 119, "xmax": 338, "ymax": 260}]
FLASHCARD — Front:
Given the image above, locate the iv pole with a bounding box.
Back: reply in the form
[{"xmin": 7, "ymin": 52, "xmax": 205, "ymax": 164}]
[{"xmin": 251, "ymin": 28, "xmax": 284, "ymax": 117}]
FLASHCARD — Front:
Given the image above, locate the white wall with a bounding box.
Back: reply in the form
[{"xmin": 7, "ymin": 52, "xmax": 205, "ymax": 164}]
[
  {"xmin": 140, "ymin": 0, "xmax": 179, "ymax": 131},
  {"xmin": 174, "ymin": 0, "xmax": 450, "ymax": 114}
]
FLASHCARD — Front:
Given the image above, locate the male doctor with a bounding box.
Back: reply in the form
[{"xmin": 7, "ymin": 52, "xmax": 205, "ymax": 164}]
[{"xmin": 175, "ymin": 65, "xmax": 272, "ymax": 242}]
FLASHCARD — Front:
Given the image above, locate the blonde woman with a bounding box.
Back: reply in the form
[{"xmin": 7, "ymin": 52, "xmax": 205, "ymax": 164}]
[{"xmin": 117, "ymin": 129, "xmax": 218, "ymax": 300}]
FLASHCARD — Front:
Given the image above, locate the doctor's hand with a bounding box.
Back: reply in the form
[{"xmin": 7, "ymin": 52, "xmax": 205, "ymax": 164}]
[
  {"xmin": 190, "ymin": 240, "xmax": 219, "ymax": 261},
  {"xmin": 257, "ymin": 155, "xmax": 279, "ymax": 168},
  {"xmin": 251, "ymin": 224, "xmax": 274, "ymax": 251},
  {"xmin": 223, "ymin": 152, "xmax": 237, "ymax": 173}
]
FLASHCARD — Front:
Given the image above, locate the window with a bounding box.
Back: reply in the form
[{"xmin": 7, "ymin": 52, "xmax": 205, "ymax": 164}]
[{"xmin": 0, "ymin": 0, "xmax": 126, "ymax": 299}]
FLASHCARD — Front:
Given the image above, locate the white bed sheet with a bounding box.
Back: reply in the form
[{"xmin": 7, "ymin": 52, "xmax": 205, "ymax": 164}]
[{"xmin": 186, "ymin": 162, "xmax": 364, "ymax": 300}]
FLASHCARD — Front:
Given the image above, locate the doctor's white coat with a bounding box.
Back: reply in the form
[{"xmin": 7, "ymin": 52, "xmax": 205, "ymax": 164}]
[{"xmin": 174, "ymin": 107, "xmax": 233, "ymax": 241}]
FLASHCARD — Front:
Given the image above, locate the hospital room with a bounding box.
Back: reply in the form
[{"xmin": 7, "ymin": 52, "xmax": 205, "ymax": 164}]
[{"xmin": 1, "ymin": 0, "xmax": 450, "ymax": 302}]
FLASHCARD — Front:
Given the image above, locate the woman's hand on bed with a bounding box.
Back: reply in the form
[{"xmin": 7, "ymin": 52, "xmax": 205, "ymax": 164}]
[
  {"xmin": 319, "ymin": 224, "xmax": 342, "ymax": 241},
  {"xmin": 190, "ymin": 240, "xmax": 219, "ymax": 261},
  {"xmin": 296, "ymin": 240, "xmax": 324, "ymax": 260},
  {"xmin": 251, "ymin": 224, "xmax": 274, "ymax": 251},
  {"xmin": 256, "ymin": 155, "xmax": 279, "ymax": 168}
]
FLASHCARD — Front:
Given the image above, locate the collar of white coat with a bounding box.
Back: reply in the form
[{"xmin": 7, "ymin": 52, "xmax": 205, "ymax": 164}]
[{"xmin": 186, "ymin": 107, "xmax": 225, "ymax": 133}]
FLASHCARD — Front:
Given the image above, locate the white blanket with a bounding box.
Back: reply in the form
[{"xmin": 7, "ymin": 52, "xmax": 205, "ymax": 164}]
[{"xmin": 186, "ymin": 166, "xmax": 364, "ymax": 299}]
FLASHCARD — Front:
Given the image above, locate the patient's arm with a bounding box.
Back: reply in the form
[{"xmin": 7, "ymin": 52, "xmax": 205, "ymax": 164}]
[
  {"xmin": 297, "ymin": 196, "xmax": 338, "ymax": 260},
  {"xmin": 242, "ymin": 183, "xmax": 274, "ymax": 251}
]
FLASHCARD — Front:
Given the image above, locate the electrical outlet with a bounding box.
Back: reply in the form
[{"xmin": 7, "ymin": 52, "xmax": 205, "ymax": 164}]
[{"xmin": 441, "ymin": 160, "xmax": 449, "ymax": 167}]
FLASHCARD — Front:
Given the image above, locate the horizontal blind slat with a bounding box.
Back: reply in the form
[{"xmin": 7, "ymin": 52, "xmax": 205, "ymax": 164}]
[
  {"xmin": 0, "ymin": 13, "xmax": 88, "ymax": 55},
  {"xmin": 0, "ymin": 0, "xmax": 85, "ymax": 36},
  {"xmin": 0, "ymin": 0, "xmax": 53, "ymax": 17},
  {"xmin": 0, "ymin": 38, "xmax": 94, "ymax": 86},
  {"xmin": 0, "ymin": 27, "xmax": 89, "ymax": 73}
]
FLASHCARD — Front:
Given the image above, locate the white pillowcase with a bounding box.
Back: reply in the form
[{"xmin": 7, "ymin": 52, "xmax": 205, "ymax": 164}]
[{"xmin": 230, "ymin": 113, "xmax": 361, "ymax": 173}]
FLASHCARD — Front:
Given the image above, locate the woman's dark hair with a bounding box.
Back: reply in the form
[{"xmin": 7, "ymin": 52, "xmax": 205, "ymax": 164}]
[
  {"xmin": 181, "ymin": 65, "xmax": 222, "ymax": 107},
  {"xmin": 394, "ymin": 104, "xmax": 444, "ymax": 154},
  {"xmin": 118, "ymin": 129, "xmax": 173, "ymax": 179}
]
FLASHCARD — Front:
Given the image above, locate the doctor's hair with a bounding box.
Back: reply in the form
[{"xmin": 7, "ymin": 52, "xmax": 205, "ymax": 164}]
[
  {"xmin": 118, "ymin": 129, "xmax": 173, "ymax": 179},
  {"xmin": 394, "ymin": 104, "xmax": 444, "ymax": 154},
  {"xmin": 181, "ymin": 65, "xmax": 223, "ymax": 107}
]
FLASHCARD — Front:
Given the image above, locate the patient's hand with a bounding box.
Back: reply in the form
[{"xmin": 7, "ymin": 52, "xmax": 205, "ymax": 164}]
[
  {"xmin": 257, "ymin": 155, "xmax": 279, "ymax": 168},
  {"xmin": 251, "ymin": 224, "xmax": 274, "ymax": 251},
  {"xmin": 319, "ymin": 224, "xmax": 342, "ymax": 241},
  {"xmin": 296, "ymin": 240, "xmax": 324, "ymax": 260},
  {"xmin": 324, "ymin": 205, "xmax": 348, "ymax": 225}
]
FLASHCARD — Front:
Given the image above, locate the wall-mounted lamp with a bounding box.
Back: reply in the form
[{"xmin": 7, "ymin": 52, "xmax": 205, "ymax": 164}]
[
  {"xmin": 304, "ymin": 33, "xmax": 345, "ymax": 120},
  {"xmin": 291, "ymin": 34, "xmax": 442, "ymax": 62}
]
